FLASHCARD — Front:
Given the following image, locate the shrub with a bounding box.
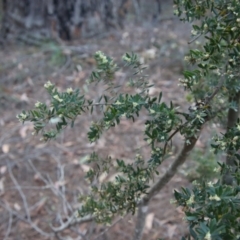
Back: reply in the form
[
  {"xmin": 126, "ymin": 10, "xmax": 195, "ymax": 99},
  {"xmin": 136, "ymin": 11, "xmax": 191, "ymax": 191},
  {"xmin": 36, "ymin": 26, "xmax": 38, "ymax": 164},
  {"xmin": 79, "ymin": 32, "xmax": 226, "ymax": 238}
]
[{"xmin": 18, "ymin": 0, "xmax": 240, "ymax": 239}]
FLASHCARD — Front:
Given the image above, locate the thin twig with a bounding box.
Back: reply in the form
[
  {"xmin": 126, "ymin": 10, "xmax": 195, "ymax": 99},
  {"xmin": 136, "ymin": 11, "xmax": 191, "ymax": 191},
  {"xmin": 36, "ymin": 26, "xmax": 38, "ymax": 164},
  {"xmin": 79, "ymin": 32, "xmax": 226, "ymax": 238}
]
[
  {"xmin": 70, "ymin": 226, "xmax": 88, "ymax": 240},
  {"xmin": 93, "ymin": 216, "xmax": 125, "ymax": 240},
  {"xmin": 188, "ymin": 32, "xmax": 203, "ymax": 44},
  {"xmin": 3, "ymin": 201, "xmax": 13, "ymax": 240},
  {"xmin": 6, "ymin": 185, "xmax": 51, "ymax": 190},
  {"xmin": 145, "ymin": 134, "xmax": 200, "ymax": 203},
  {"xmin": 51, "ymin": 213, "xmax": 93, "ymax": 232},
  {"xmin": 29, "ymin": 197, "xmax": 47, "ymax": 212},
  {"xmin": 28, "ymin": 158, "xmax": 93, "ymax": 233},
  {"xmin": 0, "ymin": 202, "xmax": 54, "ymax": 238},
  {"xmin": 134, "ymin": 132, "xmax": 201, "ymax": 240},
  {"xmin": 163, "ymin": 123, "xmax": 186, "ymax": 155},
  {"xmin": 28, "ymin": 158, "xmax": 71, "ymax": 211},
  {"xmin": 7, "ymin": 163, "xmax": 31, "ymax": 221},
  {"xmin": 205, "ymin": 75, "xmax": 226, "ymax": 105}
]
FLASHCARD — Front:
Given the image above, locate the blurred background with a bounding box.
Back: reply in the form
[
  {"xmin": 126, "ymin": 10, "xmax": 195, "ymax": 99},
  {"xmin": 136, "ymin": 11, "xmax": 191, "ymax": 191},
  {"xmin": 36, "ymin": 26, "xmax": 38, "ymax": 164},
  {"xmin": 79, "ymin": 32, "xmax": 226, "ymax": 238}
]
[{"xmin": 0, "ymin": 1, "xmax": 218, "ymax": 240}]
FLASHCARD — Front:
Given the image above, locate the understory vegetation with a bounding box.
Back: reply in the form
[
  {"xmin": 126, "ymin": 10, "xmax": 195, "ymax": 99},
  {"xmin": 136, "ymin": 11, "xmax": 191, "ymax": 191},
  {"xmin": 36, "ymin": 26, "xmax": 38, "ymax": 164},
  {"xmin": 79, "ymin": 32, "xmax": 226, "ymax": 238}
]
[{"xmin": 17, "ymin": 0, "xmax": 240, "ymax": 239}]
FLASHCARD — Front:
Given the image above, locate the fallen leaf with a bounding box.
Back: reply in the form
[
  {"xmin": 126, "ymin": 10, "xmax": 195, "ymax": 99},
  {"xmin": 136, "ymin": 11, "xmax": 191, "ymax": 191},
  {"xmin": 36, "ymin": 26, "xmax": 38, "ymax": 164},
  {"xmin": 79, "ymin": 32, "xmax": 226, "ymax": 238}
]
[
  {"xmin": 81, "ymin": 164, "xmax": 91, "ymax": 172},
  {"xmin": 2, "ymin": 144, "xmax": 10, "ymax": 153},
  {"xmin": 27, "ymin": 77, "xmax": 33, "ymax": 86},
  {"xmin": 76, "ymin": 64, "xmax": 82, "ymax": 72},
  {"xmin": 0, "ymin": 166, "xmax": 7, "ymax": 174},
  {"xmin": 167, "ymin": 224, "xmax": 177, "ymax": 238},
  {"xmin": 145, "ymin": 212, "xmax": 155, "ymax": 232},
  {"xmin": 0, "ymin": 119, "xmax": 5, "ymax": 126},
  {"xmin": 19, "ymin": 124, "xmax": 34, "ymax": 138},
  {"xmin": 35, "ymin": 143, "xmax": 46, "ymax": 149},
  {"xmin": 122, "ymin": 32, "xmax": 129, "ymax": 39},
  {"xmin": 79, "ymin": 155, "xmax": 90, "ymax": 164},
  {"xmin": 34, "ymin": 173, "xmax": 45, "ymax": 185},
  {"xmin": 72, "ymin": 159, "xmax": 79, "ymax": 165},
  {"xmin": 99, "ymin": 172, "xmax": 108, "ymax": 183},
  {"xmin": 18, "ymin": 63, "xmax": 23, "ymax": 70},
  {"xmin": 0, "ymin": 177, "xmax": 5, "ymax": 195},
  {"xmin": 20, "ymin": 93, "xmax": 29, "ymax": 102},
  {"xmin": 141, "ymin": 48, "xmax": 157, "ymax": 62},
  {"xmin": 54, "ymin": 180, "xmax": 67, "ymax": 189},
  {"xmin": 14, "ymin": 202, "xmax": 21, "ymax": 211},
  {"xmin": 64, "ymin": 141, "xmax": 74, "ymax": 147}
]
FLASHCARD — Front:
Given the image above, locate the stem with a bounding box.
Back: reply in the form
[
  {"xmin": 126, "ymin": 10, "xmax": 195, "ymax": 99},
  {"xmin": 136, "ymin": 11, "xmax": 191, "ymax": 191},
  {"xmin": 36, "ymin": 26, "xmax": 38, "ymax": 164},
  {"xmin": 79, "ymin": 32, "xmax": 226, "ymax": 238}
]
[
  {"xmin": 222, "ymin": 91, "xmax": 240, "ymax": 185},
  {"xmin": 188, "ymin": 32, "xmax": 203, "ymax": 44},
  {"xmin": 133, "ymin": 132, "xmax": 201, "ymax": 240},
  {"xmin": 145, "ymin": 135, "xmax": 199, "ymax": 203},
  {"xmin": 132, "ymin": 203, "xmax": 148, "ymax": 240}
]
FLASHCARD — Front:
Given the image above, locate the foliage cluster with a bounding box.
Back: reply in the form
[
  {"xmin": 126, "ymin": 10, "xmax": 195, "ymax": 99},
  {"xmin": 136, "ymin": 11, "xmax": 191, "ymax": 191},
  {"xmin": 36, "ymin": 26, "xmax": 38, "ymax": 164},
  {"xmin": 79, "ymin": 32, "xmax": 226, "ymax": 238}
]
[{"xmin": 17, "ymin": 0, "xmax": 240, "ymax": 239}]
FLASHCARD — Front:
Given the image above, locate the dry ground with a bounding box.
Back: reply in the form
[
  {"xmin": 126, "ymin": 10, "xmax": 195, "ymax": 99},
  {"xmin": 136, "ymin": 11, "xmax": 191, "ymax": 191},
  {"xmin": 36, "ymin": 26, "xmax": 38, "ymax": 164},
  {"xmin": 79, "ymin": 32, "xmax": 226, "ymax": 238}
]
[{"xmin": 0, "ymin": 6, "xmax": 213, "ymax": 240}]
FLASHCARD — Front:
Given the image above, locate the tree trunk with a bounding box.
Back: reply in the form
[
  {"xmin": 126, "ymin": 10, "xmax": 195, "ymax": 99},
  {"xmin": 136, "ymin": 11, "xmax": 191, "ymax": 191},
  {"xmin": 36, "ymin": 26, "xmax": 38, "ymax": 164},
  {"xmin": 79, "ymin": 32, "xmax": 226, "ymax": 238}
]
[
  {"xmin": 0, "ymin": 0, "xmax": 163, "ymax": 43},
  {"xmin": 222, "ymin": 91, "xmax": 240, "ymax": 185},
  {"xmin": 0, "ymin": 0, "xmax": 127, "ymax": 43}
]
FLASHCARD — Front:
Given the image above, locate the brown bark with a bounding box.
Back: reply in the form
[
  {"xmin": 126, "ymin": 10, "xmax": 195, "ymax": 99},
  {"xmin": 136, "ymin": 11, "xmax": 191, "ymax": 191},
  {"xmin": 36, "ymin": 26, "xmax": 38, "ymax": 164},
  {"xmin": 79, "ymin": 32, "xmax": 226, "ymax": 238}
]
[
  {"xmin": 0, "ymin": 0, "xmax": 124, "ymax": 43},
  {"xmin": 222, "ymin": 91, "xmax": 240, "ymax": 185},
  {"xmin": 133, "ymin": 133, "xmax": 200, "ymax": 240},
  {"xmin": 0, "ymin": 0, "xmax": 163, "ymax": 43}
]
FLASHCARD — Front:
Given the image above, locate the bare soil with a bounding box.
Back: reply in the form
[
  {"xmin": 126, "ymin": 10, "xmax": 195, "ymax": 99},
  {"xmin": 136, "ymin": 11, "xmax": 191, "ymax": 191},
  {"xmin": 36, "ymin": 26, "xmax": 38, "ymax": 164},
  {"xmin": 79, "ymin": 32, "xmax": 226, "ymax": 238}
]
[{"xmin": 0, "ymin": 6, "xmax": 207, "ymax": 240}]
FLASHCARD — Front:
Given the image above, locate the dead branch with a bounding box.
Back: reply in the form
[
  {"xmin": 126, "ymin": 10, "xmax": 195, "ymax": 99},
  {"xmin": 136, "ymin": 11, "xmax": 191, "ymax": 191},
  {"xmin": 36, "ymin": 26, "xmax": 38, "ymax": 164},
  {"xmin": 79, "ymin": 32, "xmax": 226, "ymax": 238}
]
[
  {"xmin": 133, "ymin": 133, "xmax": 200, "ymax": 240},
  {"xmin": 27, "ymin": 157, "xmax": 94, "ymax": 234},
  {"xmin": 93, "ymin": 216, "xmax": 125, "ymax": 240},
  {"xmin": 7, "ymin": 160, "xmax": 54, "ymax": 238},
  {"xmin": 3, "ymin": 201, "xmax": 13, "ymax": 240},
  {"xmin": 51, "ymin": 213, "xmax": 93, "ymax": 232}
]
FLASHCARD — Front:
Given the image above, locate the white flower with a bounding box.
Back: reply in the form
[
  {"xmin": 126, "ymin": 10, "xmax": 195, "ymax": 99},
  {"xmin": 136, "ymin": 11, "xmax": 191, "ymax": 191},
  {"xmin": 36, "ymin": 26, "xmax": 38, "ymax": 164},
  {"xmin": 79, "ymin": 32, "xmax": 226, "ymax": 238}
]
[
  {"xmin": 170, "ymin": 199, "xmax": 177, "ymax": 204},
  {"xmin": 122, "ymin": 54, "xmax": 131, "ymax": 62},
  {"xmin": 191, "ymin": 30, "xmax": 198, "ymax": 36},
  {"xmin": 35, "ymin": 101, "xmax": 43, "ymax": 108},
  {"xmin": 147, "ymin": 139, "xmax": 152, "ymax": 144},
  {"xmin": 115, "ymin": 100, "xmax": 122, "ymax": 105},
  {"xmin": 173, "ymin": 9, "xmax": 179, "ymax": 15},
  {"xmin": 149, "ymin": 109, "xmax": 155, "ymax": 114},
  {"xmin": 204, "ymin": 231, "xmax": 211, "ymax": 240},
  {"xmin": 203, "ymin": 54, "xmax": 209, "ymax": 59},
  {"xmin": 16, "ymin": 113, "xmax": 28, "ymax": 122},
  {"xmin": 233, "ymin": 136, "xmax": 239, "ymax": 141},
  {"xmin": 209, "ymin": 194, "xmax": 221, "ymax": 201},
  {"xmin": 186, "ymin": 194, "xmax": 194, "ymax": 205},
  {"xmin": 66, "ymin": 87, "xmax": 73, "ymax": 94},
  {"xmin": 184, "ymin": 56, "xmax": 190, "ymax": 62},
  {"xmin": 44, "ymin": 81, "xmax": 54, "ymax": 89},
  {"xmin": 53, "ymin": 95, "xmax": 63, "ymax": 102},
  {"xmin": 204, "ymin": 23, "xmax": 208, "ymax": 31},
  {"xmin": 95, "ymin": 51, "xmax": 108, "ymax": 64},
  {"xmin": 207, "ymin": 181, "xmax": 214, "ymax": 187},
  {"xmin": 132, "ymin": 102, "xmax": 138, "ymax": 107},
  {"xmin": 213, "ymin": 167, "xmax": 220, "ymax": 173}
]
